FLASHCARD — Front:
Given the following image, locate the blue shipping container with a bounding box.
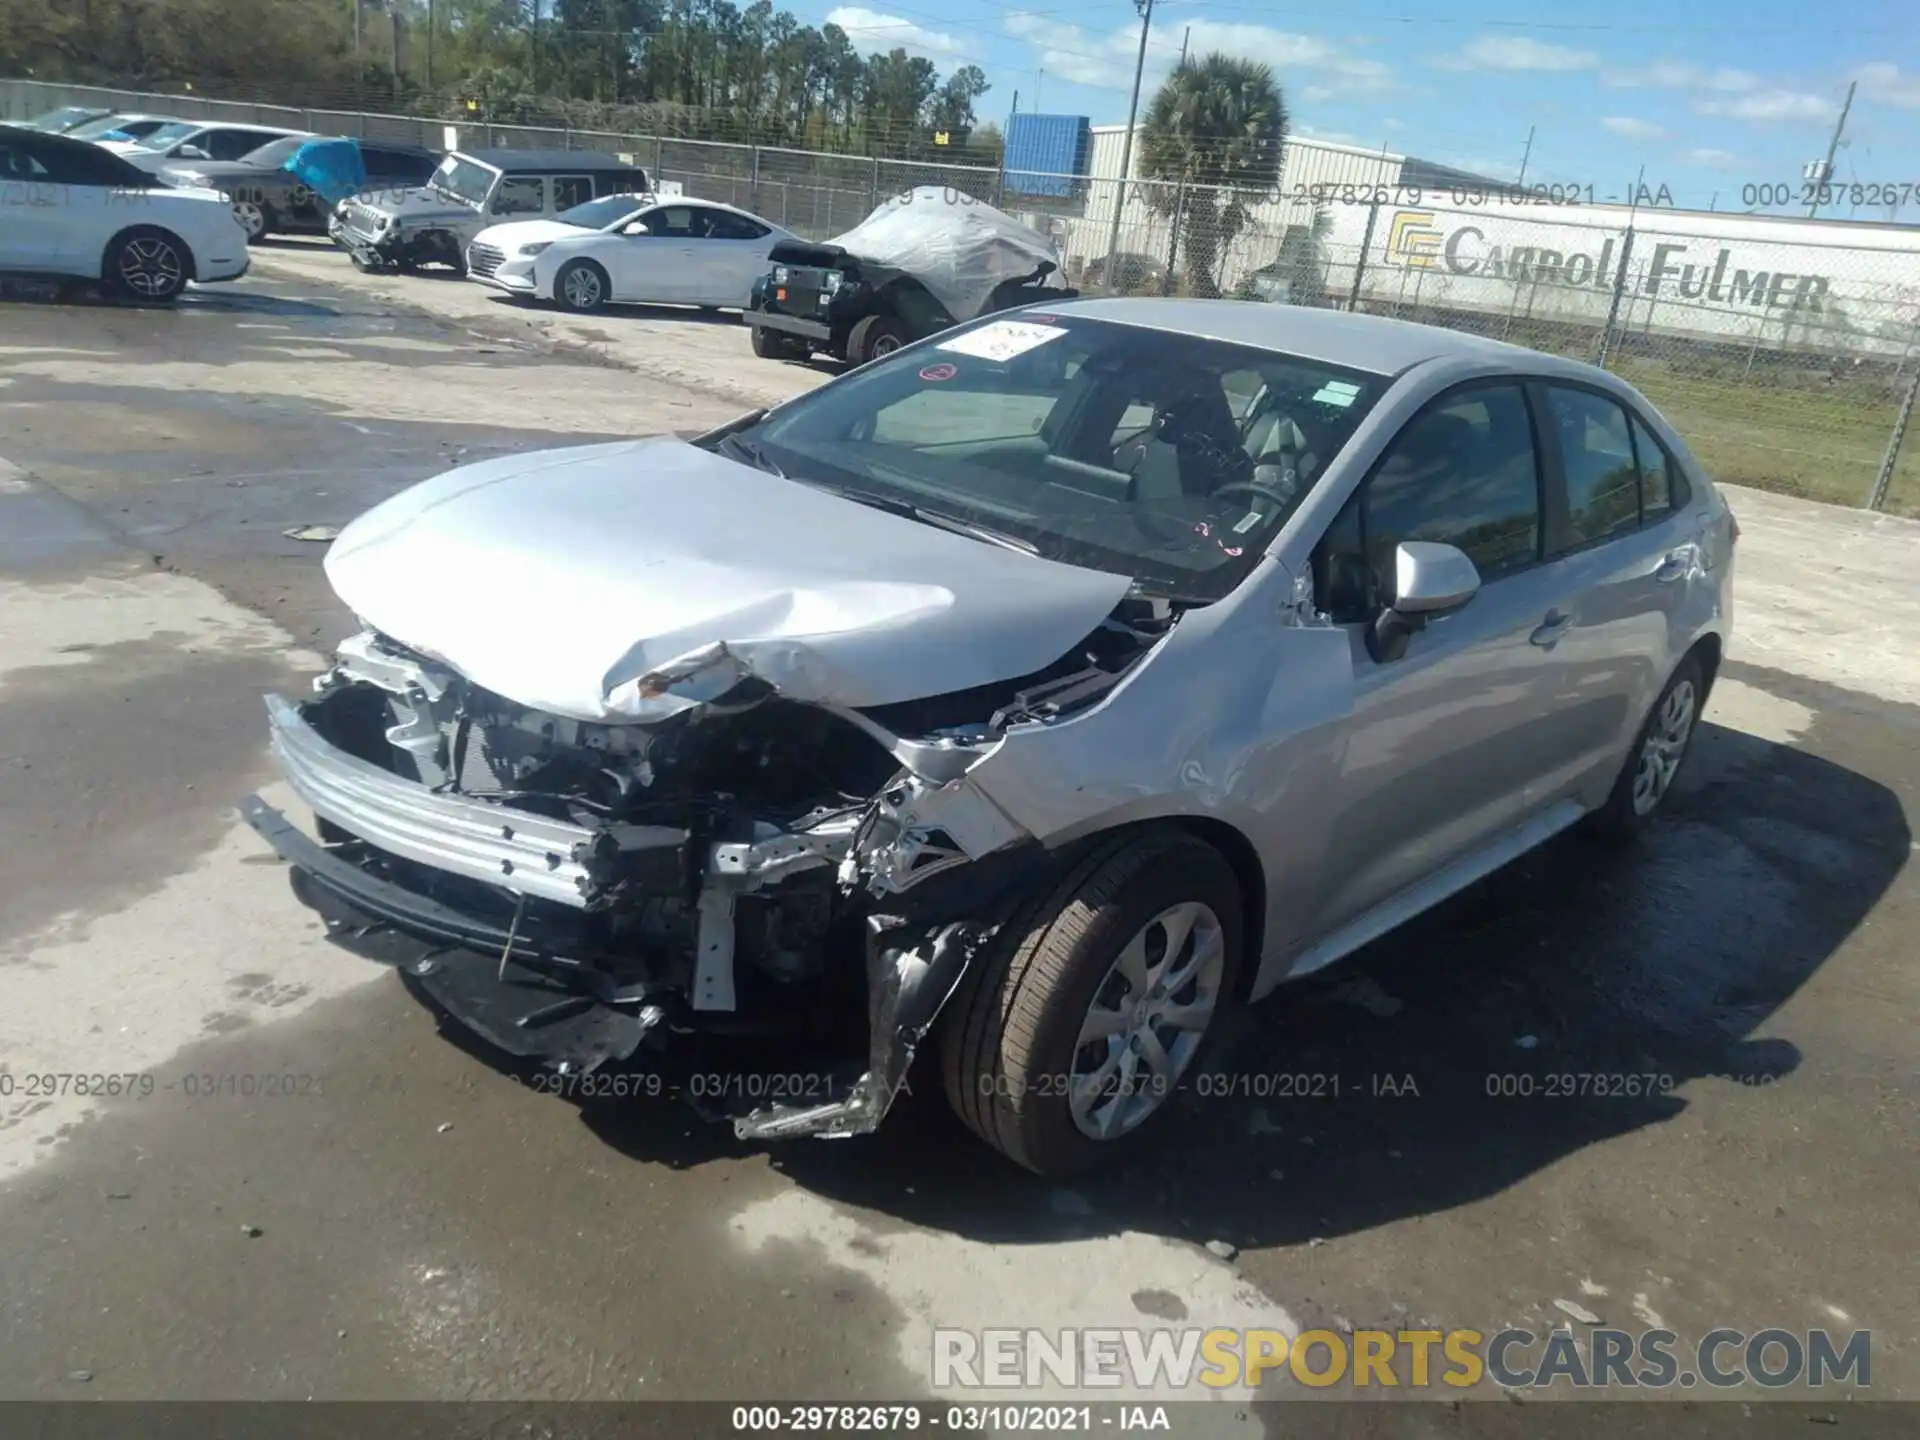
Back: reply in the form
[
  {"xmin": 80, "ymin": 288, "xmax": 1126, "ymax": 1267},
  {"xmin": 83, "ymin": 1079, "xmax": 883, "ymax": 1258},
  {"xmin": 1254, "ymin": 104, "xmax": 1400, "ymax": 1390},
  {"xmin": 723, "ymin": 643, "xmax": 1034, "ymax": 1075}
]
[{"xmin": 1002, "ymin": 113, "xmax": 1091, "ymax": 200}]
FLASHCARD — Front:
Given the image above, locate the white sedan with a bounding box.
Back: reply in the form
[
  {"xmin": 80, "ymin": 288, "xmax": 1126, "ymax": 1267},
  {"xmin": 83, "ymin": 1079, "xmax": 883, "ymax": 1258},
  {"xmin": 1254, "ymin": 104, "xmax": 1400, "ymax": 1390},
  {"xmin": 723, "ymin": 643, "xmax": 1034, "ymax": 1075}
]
[
  {"xmin": 466, "ymin": 195, "xmax": 794, "ymax": 313},
  {"xmin": 0, "ymin": 123, "xmax": 249, "ymax": 302}
]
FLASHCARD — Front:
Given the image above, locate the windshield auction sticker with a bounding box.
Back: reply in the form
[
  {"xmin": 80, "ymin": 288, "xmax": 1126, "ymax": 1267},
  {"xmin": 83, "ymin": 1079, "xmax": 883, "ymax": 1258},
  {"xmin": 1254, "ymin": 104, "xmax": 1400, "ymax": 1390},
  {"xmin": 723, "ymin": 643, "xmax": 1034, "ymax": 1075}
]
[{"xmin": 937, "ymin": 320, "xmax": 1068, "ymax": 362}]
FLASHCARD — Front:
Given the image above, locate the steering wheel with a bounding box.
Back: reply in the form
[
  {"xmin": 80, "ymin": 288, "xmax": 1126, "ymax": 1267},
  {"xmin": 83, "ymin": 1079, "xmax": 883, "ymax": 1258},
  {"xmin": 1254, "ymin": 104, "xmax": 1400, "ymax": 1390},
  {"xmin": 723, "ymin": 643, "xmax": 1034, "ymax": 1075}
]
[{"xmin": 1209, "ymin": 474, "xmax": 1298, "ymax": 511}]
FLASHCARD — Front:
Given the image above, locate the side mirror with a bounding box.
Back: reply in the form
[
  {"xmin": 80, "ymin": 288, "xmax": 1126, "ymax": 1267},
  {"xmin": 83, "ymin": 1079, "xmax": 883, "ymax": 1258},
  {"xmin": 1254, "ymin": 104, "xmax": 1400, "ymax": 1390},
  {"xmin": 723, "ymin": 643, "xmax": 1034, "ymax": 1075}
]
[
  {"xmin": 1367, "ymin": 541, "xmax": 1481, "ymax": 663},
  {"xmin": 621, "ymin": 221, "xmax": 650, "ymax": 236},
  {"xmin": 177, "ymin": 144, "xmax": 210, "ymax": 159}
]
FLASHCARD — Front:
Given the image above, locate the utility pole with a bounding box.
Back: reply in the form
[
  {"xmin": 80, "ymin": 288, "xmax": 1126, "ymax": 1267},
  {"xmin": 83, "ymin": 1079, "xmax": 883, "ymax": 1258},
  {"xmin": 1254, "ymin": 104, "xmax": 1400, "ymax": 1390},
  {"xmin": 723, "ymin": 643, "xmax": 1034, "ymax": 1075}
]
[
  {"xmin": 1179, "ymin": 26, "xmax": 1189, "ymax": 65},
  {"xmin": 1036, "ymin": 68, "xmax": 1044, "ymax": 111},
  {"xmin": 1101, "ymin": 0, "xmax": 1155, "ymax": 278},
  {"xmin": 351, "ymin": 0, "xmax": 360, "ymax": 61},
  {"xmin": 1807, "ymin": 79, "xmax": 1856, "ymax": 219},
  {"xmin": 426, "ymin": 0, "xmax": 435, "ymax": 92},
  {"xmin": 1516, "ymin": 124, "xmax": 1534, "ymax": 186}
]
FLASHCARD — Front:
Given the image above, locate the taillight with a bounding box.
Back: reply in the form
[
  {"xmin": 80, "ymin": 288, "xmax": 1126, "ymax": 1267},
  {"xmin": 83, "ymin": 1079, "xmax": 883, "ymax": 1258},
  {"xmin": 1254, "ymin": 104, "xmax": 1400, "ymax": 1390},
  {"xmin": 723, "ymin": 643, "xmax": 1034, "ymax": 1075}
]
[{"xmin": 1729, "ymin": 511, "xmax": 1741, "ymax": 544}]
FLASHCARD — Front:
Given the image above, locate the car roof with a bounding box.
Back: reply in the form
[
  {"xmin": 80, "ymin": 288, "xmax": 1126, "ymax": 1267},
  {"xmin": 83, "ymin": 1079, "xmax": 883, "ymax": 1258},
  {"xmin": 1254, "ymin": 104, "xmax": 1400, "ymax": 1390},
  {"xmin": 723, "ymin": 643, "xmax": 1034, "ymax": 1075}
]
[
  {"xmin": 460, "ymin": 149, "xmax": 640, "ymax": 173},
  {"xmin": 1044, "ymin": 296, "xmax": 1579, "ymax": 378}
]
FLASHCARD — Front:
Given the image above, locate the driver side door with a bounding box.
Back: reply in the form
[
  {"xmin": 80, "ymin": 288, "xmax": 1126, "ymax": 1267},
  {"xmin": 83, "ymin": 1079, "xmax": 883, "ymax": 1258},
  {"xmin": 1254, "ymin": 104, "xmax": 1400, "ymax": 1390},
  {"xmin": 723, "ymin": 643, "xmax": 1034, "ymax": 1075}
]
[
  {"xmin": 607, "ymin": 204, "xmax": 696, "ymax": 301},
  {"xmin": 1304, "ymin": 380, "xmax": 1577, "ymax": 944}
]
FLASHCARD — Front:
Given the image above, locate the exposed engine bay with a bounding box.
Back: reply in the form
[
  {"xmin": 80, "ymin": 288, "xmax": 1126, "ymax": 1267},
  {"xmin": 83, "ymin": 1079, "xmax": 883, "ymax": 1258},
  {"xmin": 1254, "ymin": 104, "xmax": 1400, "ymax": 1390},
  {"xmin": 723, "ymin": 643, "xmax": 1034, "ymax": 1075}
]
[{"xmin": 243, "ymin": 600, "xmax": 1173, "ymax": 1138}]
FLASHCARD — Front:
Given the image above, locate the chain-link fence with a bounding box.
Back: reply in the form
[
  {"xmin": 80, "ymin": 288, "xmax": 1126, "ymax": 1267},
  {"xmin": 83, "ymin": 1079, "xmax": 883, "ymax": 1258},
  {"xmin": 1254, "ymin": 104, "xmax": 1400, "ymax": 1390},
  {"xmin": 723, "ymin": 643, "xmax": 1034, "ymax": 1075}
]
[
  {"xmin": 7, "ymin": 76, "xmax": 1918, "ymax": 514},
  {"xmin": 1065, "ymin": 182, "xmax": 1920, "ymax": 515}
]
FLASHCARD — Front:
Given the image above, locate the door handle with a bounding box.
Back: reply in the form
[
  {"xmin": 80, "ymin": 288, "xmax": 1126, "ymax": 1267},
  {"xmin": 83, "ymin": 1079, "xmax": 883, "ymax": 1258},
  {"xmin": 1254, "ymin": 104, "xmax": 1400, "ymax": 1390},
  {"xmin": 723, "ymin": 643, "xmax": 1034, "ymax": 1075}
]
[
  {"xmin": 1529, "ymin": 608, "xmax": 1573, "ymax": 648},
  {"xmin": 1654, "ymin": 548, "xmax": 1691, "ymax": 583}
]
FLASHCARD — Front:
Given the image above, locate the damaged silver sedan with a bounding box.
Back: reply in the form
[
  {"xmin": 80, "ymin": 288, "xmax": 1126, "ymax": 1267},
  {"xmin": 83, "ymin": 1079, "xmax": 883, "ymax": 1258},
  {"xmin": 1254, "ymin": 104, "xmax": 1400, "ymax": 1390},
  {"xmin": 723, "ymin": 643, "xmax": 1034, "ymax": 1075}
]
[{"xmin": 243, "ymin": 299, "xmax": 1736, "ymax": 1176}]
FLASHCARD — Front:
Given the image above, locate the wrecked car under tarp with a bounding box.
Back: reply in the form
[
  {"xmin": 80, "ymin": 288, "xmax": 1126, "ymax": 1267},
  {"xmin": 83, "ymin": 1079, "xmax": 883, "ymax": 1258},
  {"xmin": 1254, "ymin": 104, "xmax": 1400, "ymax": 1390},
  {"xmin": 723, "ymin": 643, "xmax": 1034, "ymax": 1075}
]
[
  {"xmin": 241, "ymin": 436, "xmax": 1176, "ymax": 1143},
  {"xmin": 825, "ymin": 187, "xmax": 1067, "ymax": 325}
]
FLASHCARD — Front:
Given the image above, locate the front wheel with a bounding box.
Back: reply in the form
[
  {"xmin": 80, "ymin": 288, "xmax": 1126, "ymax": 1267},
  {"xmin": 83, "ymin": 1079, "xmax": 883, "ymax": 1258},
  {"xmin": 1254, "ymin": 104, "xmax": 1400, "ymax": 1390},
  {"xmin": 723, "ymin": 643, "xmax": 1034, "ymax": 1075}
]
[
  {"xmin": 554, "ymin": 258, "xmax": 610, "ymax": 313},
  {"xmin": 749, "ymin": 324, "xmax": 806, "ymax": 361},
  {"xmin": 232, "ymin": 199, "xmax": 275, "ymax": 243},
  {"xmin": 938, "ymin": 831, "xmax": 1243, "ymax": 1178},
  {"xmin": 847, "ymin": 312, "xmax": 909, "ymax": 366},
  {"xmin": 104, "ymin": 228, "xmax": 190, "ymax": 303}
]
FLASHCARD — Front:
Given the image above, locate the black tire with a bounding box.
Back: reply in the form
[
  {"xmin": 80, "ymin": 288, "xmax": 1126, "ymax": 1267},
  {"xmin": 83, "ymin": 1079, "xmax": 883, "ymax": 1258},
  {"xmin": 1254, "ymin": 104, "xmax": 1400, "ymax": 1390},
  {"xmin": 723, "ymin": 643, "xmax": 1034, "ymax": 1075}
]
[
  {"xmin": 938, "ymin": 830, "xmax": 1244, "ymax": 1178},
  {"xmin": 848, "ymin": 312, "xmax": 910, "ymax": 366},
  {"xmin": 553, "ymin": 258, "xmax": 611, "ymax": 313},
  {"xmin": 1586, "ymin": 653, "xmax": 1706, "ymax": 840},
  {"xmin": 749, "ymin": 324, "xmax": 805, "ymax": 361},
  {"xmin": 103, "ymin": 227, "xmax": 191, "ymax": 303}
]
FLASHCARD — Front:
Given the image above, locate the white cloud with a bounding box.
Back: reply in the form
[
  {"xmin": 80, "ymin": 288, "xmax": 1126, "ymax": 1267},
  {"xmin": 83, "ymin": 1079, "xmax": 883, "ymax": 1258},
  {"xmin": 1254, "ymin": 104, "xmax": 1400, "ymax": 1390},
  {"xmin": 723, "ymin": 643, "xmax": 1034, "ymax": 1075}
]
[
  {"xmin": 1432, "ymin": 37, "xmax": 1596, "ymax": 73},
  {"xmin": 1600, "ymin": 115, "xmax": 1667, "ymax": 140},
  {"xmin": 1683, "ymin": 147, "xmax": 1742, "ymax": 168},
  {"xmin": 825, "ymin": 6, "xmax": 963, "ymax": 59},
  {"xmin": 1855, "ymin": 62, "xmax": 1920, "ymax": 108},
  {"xmin": 1001, "ymin": 12, "xmax": 1401, "ymax": 96},
  {"xmin": 1605, "ymin": 61, "xmax": 1760, "ymax": 92},
  {"xmin": 1382, "ymin": 117, "xmax": 1405, "ymax": 130},
  {"xmin": 1693, "ymin": 89, "xmax": 1839, "ymax": 122}
]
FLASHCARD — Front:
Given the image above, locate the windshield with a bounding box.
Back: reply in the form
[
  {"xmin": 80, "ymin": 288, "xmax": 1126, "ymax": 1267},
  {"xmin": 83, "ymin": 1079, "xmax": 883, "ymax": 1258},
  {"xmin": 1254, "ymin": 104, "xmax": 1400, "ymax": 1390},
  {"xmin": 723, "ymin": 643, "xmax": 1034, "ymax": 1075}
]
[
  {"xmin": 428, "ymin": 155, "xmax": 496, "ymax": 206},
  {"xmin": 67, "ymin": 114, "xmax": 153, "ymax": 140},
  {"xmin": 133, "ymin": 122, "xmax": 201, "ymax": 150},
  {"xmin": 556, "ymin": 194, "xmax": 647, "ymax": 229},
  {"xmin": 243, "ymin": 136, "xmax": 307, "ymax": 167},
  {"xmin": 749, "ymin": 313, "xmax": 1385, "ymax": 602},
  {"xmin": 32, "ymin": 106, "xmax": 102, "ymax": 131}
]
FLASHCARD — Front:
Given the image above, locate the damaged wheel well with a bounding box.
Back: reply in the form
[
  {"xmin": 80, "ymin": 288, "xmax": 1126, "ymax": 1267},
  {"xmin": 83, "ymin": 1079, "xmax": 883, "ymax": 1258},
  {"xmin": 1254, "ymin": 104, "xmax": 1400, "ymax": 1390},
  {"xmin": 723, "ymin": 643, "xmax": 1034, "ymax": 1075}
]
[
  {"xmin": 1163, "ymin": 817, "xmax": 1268, "ymax": 999},
  {"xmin": 1686, "ymin": 632, "xmax": 1724, "ymax": 701},
  {"xmin": 1047, "ymin": 816, "xmax": 1267, "ymax": 1001}
]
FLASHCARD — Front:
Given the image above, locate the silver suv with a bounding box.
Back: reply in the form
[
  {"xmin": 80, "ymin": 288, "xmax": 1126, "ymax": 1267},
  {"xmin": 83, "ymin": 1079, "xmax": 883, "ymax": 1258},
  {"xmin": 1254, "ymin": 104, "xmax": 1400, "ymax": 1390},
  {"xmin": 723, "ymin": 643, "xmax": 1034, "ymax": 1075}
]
[
  {"xmin": 242, "ymin": 300, "xmax": 1736, "ymax": 1177},
  {"xmin": 329, "ymin": 147, "xmax": 650, "ymax": 275}
]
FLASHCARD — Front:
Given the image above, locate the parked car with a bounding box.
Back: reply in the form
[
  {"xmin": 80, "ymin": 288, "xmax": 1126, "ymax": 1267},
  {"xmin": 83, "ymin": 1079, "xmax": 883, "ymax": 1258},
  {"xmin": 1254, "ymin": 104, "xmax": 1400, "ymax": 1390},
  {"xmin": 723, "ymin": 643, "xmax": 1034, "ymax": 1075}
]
[
  {"xmin": 22, "ymin": 105, "xmax": 115, "ymax": 134},
  {"xmin": 329, "ymin": 148, "xmax": 650, "ymax": 276},
  {"xmin": 66, "ymin": 112, "xmax": 181, "ymax": 145},
  {"xmin": 0, "ymin": 124, "xmax": 250, "ymax": 301},
  {"xmin": 468, "ymin": 195, "xmax": 793, "ymax": 312},
  {"xmin": 747, "ymin": 186, "xmax": 1076, "ymax": 366},
  {"xmin": 102, "ymin": 121, "xmax": 310, "ymax": 172},
  {"xmin": 162, "ymin": 134, "xmax": 441, "ymax": 242},
  {"xmin": 241, "ymin": 299, "xmax": 1735, "ymax": 1176}
]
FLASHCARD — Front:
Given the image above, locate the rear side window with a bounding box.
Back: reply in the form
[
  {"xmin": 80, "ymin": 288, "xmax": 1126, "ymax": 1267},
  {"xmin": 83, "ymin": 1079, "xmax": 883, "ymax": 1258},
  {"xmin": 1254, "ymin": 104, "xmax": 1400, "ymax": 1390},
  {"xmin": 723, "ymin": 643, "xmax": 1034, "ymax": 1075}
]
[
  {"xmin": 551, "ymin": 174, "xmax": 593, "ymax": 211},
  {"xmin": 600, "ymin": 168, "xmax": 649, "ymax": 195},
  {"xmin": 0, "ymin": 144, "xmax": 52, "ymax": 180},
  {"xmin": 1545, "ymin": 387, "xmax": 1641, "ymax": 546}
]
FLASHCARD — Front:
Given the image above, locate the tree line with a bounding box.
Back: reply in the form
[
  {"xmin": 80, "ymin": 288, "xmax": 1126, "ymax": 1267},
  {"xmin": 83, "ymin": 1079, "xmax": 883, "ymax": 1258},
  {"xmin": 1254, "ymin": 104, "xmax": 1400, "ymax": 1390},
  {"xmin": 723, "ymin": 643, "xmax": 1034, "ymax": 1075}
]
[{"xmin": 1, "ymin": 0, "xmax": 1002, "ymax": 161}]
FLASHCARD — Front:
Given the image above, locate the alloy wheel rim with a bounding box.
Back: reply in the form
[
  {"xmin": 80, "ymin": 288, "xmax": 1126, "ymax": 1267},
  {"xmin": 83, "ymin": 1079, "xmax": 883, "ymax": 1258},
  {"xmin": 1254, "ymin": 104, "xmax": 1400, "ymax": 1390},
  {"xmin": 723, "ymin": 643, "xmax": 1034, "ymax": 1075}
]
[
  {"xmin": 119, "ymin": 237, "xmax": 183, "ymax": 297},
  {"xmin": 233, "ymin": 201, "xmax": 264, "ymax": 238},
  {"xmin": 1068, "ymin": 901, "xmax": 1225, "ymax": 1140},
  {"xmin": 1632, "ymin": 679, "xmax": 1697, "ymax": 815},
  {"xmin": 564, "ymin": 268, "xmax": 601, "ymax": 308},
  {"xmin": 871, "ymin": 334, "xmax": 900, "ymax": 358}
]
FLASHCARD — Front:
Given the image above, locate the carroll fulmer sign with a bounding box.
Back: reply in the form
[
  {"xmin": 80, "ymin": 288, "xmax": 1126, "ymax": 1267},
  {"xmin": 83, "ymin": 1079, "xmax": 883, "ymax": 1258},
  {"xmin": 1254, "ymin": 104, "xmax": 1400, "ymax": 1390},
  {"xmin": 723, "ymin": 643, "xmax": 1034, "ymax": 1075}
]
[{"xmin": 1379, "ymin": 207, "xmax": 1833, "ymax": 313}]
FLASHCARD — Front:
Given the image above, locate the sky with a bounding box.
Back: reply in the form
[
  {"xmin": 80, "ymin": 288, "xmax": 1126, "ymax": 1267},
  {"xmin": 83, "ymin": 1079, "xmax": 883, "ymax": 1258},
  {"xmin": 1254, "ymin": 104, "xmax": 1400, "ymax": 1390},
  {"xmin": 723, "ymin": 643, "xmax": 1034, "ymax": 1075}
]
[{"xmin": 798, "ymin": 0, "xmax": 1920, "ymax": 217}]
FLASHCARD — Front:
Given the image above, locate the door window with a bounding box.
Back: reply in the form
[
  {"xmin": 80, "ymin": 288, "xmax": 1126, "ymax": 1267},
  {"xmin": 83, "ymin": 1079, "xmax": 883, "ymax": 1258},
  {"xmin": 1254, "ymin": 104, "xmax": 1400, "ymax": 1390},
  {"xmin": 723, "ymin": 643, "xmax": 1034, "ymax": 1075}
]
[
  {"xmin": 1546, "ymin": 387, "xmax": 1641, "ymax": 546},
  {"xmin": 207, "ymin": 129, "xmax": 271, "ymax": 160},
  {"xmin": 1316, "ymin": 384, "xmax": 1542, "ymax": 621},
  {"xmin": 1368, "ymin": 384, "xmax": 1542, "ymax": 584},
  {"xmin": 0, "ymin": 144, "xmax": 52, "ymax": 180},
  {"xmin": 550, "ymin": 174, "xmax": 593, "ymax": 211},
  {"xmin": 708, "ymin": 210, "xmax": 770, "ymax": 240},
  {"xmin": 491, "ymin": 177, "xmax": 544, "ymax": 214}
]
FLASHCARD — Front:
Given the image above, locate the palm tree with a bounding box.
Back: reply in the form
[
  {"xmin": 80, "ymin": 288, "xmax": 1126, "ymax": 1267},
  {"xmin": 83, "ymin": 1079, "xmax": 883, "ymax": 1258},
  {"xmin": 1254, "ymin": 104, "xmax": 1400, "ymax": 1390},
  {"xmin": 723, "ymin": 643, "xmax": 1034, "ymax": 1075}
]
[{"xmin": 1137, "ymin": 53, "xmax": 1287, "ymax": 297}]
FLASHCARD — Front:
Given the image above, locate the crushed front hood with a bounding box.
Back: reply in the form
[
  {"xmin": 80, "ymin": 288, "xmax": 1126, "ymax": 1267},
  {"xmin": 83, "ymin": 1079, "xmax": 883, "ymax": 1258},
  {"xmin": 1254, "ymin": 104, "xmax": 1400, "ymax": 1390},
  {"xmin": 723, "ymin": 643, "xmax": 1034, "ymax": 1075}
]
[{"xmin": 323, "ymin": 439, "xmax": 1133, "ymax": 722}]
